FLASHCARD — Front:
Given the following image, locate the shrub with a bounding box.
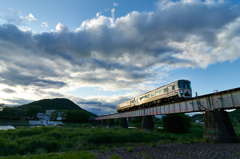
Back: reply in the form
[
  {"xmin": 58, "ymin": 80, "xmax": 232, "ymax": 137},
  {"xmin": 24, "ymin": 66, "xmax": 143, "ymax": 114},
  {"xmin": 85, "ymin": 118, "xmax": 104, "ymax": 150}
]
[
  {"xmin": 162, "ymin": 114, "xmax": 191, "ymax": 134},
  {"xmin": 111, "ymin": 154, "xmax": 121, "ymax": 159},
  {"xmin": 127, "ymin": 147, "xmax": 133, "ymax": 152}
]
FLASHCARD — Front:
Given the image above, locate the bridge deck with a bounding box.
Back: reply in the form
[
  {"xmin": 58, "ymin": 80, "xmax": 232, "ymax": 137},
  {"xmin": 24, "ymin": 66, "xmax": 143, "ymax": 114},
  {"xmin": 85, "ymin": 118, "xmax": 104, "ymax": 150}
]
[{"xmin": 96, "ymin": 87, "xmax": 240, "ymax": 120}]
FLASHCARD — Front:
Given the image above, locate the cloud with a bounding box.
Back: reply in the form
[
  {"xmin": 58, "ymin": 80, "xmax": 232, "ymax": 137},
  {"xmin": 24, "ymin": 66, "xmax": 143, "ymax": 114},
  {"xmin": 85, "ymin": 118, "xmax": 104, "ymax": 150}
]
[
  {"xmin": 0, "ymin": 0, "xmax": 240, "ymax": 111},
  {"xmin": 41, "ymin": 22, "xmax": 48, "ymax": 27},
  {"xmin": 96, "ymin": 12, "xmax": 101, "ymax": 17},
  {"xmin": 3, "ymin": 98, "xmax": 33, "ymax": 105},
  {"xmin": 25, "ymin": 13, "xmax": 37, "ymax": 21},
  {"xmin": 56, "ymin": 22, "xmax": 68, "ymax": 31},
  {"xmin": 2, "ymin": 88, "xmax": 15, "ymax": 94},
  {"xmin": 113, "ymin": 2, "xmax": 118, "ymax": 7},
  {"xmin": 111, "ymin": 8, "xmax": 115, "ymax": 19}
]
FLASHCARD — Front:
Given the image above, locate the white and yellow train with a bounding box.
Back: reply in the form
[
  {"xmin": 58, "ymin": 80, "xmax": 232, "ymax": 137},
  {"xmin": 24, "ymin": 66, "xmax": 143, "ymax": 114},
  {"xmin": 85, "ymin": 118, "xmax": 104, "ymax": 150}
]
[{"xmin": 117, "ymin": 79, "xmax": 192, "ymax": 112}]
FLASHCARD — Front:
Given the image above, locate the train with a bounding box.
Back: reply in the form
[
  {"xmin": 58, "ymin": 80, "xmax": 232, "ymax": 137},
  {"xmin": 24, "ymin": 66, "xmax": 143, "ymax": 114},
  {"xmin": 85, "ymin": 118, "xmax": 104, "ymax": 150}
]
[{"xmin": 117, "ymin": 79, "xmax": 192, "ymax": 112}]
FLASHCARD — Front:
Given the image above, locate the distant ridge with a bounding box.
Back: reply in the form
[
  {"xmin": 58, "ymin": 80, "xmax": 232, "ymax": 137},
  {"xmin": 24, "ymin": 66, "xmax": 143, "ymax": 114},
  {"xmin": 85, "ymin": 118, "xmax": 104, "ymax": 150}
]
[{"xmin": 18, "ymin": 98, "xmax": 97, "ymax": 117}]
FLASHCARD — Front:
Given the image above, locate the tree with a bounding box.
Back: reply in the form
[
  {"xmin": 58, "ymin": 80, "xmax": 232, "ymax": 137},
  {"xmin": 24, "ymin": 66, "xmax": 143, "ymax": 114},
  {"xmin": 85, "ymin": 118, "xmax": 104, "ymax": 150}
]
[
  {"xmin": 162, "ymin": 113, "xmax": 192, "ymax": 134},
  {"xmin": 51, "ymin": 110, "xmax": 67, "ymax": 120},
  {"xmin": 66, "ymin": 110, "xmax": 91, "ymax": 122},
  {"xmin": 26, "ymin": 106, "xmax": 42, "ymax": 119}
]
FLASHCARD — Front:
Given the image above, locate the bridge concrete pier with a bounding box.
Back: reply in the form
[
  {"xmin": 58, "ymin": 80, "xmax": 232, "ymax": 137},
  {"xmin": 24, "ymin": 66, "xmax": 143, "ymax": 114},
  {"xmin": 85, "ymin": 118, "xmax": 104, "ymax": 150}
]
[
  {"xmin": 97, "ymin": 120, "xmax": 101, "ymax": 126},
  {"xmin": 101, "ymin": 120, "xmax": 107, "ymax": 127},
  {"xmin": 119, "ymin": 118, "xmax": 128, "ymax": 128},
  {"xmin": 108, "ymin": 119, "xmax": 115, "ymax": 128},
  {"xmin": 204, "ymin": 110, "xmax": 238, "ymax": 143},
  {"xmin": 141, "ymin": 116, "xmax": 154, "ymax": 131}
]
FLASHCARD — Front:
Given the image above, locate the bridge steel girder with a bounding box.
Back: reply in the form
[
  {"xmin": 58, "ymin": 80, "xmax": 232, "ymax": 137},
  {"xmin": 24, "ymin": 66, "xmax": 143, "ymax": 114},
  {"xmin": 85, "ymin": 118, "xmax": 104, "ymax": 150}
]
[{"xmin": 204, "ymin": 110, "xmax": 238, "ymax": 143}]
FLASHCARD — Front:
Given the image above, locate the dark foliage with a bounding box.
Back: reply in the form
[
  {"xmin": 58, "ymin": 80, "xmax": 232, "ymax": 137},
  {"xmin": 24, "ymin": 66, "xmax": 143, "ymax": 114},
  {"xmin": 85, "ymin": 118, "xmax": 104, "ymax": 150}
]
[
  {"xmin": 66, "ymin": 110, "xmax": 91, "ymax": 122},
  {"xmin": 191, "ymin": 114, "xmax": 204, "ymax": 122},
  {"xmin": 228, "ymin": 109, "xmax": 240, "ymax": 121},
  {"xmin": 0, "ymin": 106, "xmax": 25, "ymax": 119},
  {"xmin": 17, "ymin": 98, "xmax": 97, "ymax": 117},
  {"xmin": 27, "ymin": 106, "xmax": 42, "ymax": 119},
  {"xmin": 162, "ymin": 114, "xmax": 192, "ymax": 134}
]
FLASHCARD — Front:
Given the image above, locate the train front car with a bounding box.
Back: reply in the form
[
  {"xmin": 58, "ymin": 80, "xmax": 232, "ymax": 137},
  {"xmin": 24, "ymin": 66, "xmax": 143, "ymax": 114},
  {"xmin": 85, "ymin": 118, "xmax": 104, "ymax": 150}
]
[{"xmin": 177, "ymin": 80, "xmax": 192, "ymax": 98}]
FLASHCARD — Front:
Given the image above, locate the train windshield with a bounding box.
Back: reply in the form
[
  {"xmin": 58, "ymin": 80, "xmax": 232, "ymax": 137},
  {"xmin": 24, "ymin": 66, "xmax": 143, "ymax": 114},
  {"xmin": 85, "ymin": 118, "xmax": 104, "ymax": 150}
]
[{"xmin": 178, "ymin": 80, "xmax": 191, "ymax": 89}]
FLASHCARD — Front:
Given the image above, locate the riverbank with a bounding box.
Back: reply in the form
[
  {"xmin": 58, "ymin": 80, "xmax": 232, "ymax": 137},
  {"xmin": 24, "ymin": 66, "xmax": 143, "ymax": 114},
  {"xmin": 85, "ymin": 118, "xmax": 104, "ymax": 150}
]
[
  {"xmin": 0, "ymin": 122, "xmax": 239, "ymax": 158},
  {"xmin": 0, "ymin": 124, "xmax": 204, "ymax": 157}
]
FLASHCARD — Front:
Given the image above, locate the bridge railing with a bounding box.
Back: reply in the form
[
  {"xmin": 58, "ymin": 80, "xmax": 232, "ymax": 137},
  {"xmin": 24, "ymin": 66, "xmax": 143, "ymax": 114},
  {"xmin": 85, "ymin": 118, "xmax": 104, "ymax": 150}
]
[{"xmin": 96, "ymin": 87, "xmax": 240, "ymax": 120}]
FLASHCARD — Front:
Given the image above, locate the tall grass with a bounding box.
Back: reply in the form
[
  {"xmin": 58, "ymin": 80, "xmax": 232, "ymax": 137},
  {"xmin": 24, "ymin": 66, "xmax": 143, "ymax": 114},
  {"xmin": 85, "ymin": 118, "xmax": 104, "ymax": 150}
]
[{"xmin": 0, "ymin": 124, "xmax": 204, "ymax": 157}]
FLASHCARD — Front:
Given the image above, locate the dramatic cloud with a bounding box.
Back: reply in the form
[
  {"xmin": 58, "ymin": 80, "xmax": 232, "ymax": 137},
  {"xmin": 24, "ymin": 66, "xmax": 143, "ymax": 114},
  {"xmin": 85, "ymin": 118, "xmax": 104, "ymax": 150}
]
[{"xmin": 0, "ymin": 0, "xmax": 240, "ymax": 114}]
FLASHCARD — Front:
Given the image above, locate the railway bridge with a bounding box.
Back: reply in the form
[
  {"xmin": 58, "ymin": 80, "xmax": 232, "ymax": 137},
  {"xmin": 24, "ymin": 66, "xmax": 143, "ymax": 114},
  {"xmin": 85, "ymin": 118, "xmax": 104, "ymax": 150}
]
[{"xmin": 96, "ymin": 87, "xmax": 240, "ymax": 142}]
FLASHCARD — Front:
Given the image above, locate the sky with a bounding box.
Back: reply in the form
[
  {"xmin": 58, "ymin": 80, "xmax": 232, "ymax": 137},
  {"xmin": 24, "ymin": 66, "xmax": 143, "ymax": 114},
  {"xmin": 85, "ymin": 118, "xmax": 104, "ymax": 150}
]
[{"xmin": 0, "ymin": 0, "xmax": 240, "ymax": 116}]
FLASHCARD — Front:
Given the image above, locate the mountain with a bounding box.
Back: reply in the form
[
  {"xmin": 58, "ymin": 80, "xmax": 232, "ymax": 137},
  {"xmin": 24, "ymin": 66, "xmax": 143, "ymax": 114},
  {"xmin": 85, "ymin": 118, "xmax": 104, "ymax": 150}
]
[{"xmin": 18, "ymin": 98, "xmax": 97, "ymax": 117}]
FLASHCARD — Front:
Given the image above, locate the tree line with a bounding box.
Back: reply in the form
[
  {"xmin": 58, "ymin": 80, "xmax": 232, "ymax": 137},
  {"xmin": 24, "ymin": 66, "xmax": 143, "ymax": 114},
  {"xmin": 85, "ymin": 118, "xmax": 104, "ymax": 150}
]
[{"xmin": 0, "ymin": 104, "xmax": 91, "ymax": 122}]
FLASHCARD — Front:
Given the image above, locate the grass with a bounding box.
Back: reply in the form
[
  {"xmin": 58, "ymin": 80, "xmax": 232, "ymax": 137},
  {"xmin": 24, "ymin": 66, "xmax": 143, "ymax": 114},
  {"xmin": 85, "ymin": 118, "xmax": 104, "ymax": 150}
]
[
  {"xmin": 0, "ymin": 124, "xmax": 205, "ymax": 157},
  {"xmin": 127, "ymin": 147, "xmax": 133, "ymax": 152},
  {"xmin": 111, "ymin": 154, "xmax": 121, "ymax": 159},
  {"xmin": 139, "ymin": 152, "xmax": 150, "ymax": 159},
  {"xmin": 0, "ymin": 151, "xmax": 96, "ymax": 159},
  {"xmin": 0, "ymin": 121, "xmax": 208, "ymax": 157},
  {"xmin": 178, "ymin": 150, "xmax": 184, "ymax": 154}
]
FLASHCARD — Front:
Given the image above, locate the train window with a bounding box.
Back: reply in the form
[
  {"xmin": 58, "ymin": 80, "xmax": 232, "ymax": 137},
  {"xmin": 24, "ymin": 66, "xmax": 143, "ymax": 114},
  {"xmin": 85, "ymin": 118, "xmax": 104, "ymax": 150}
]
[
  {"xmin": 178, "ymin": 80, "xmax": 191, "ymax": 89},
  {"xmin": 160, "ymin": 89, "xmax": 164, "ymax": 94},
  {"xmin": 178, "ymin": 80, "xmax": 184, "ymax": 89},
  {"xmin": 151, "ymin": 93, "xmax": 154, "ymax": 97},
  {"xmin": 168, "ymin": 86, "xmax": 172, "ymax": 92},
  {"xmin": 148, "ymin": 94, "xmax": 150, "ymax": 98},
  {"xmin": 172, "ymin": 85, "xmax": 175, "ymax": 90},
  {"xmin": 164, "ymin": 88, "xmax": 167, "ymax": 93}
]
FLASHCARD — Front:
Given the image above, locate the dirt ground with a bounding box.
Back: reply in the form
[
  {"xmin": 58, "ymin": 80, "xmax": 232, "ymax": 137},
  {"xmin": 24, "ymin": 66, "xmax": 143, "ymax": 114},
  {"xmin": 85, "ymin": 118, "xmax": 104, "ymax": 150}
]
[{"xmin": 92, "ymin": 143, "xmax": 240, "ymax": 159}]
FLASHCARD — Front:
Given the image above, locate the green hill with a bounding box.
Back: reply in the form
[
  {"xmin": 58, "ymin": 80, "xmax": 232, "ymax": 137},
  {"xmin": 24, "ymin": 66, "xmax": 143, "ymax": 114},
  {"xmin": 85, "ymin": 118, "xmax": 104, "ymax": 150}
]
[{"xmin": 18, "ymin": 98, "xmax": 97, "ymax": 117}]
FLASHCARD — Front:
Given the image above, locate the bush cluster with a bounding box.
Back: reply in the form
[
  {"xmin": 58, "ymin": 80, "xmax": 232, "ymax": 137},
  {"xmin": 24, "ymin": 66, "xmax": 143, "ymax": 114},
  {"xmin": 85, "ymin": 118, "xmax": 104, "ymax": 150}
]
[{"xmin": 162, "ymin": 114, "xmax": 192, "ymax": 134}]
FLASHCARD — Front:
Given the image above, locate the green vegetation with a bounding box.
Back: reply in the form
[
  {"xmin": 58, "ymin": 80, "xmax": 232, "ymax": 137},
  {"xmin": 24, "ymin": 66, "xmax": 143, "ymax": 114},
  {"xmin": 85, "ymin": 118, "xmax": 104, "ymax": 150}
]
[
  {"xmin": 162, "ymin": 114, "xmax": 192, "ymax": 134},
  {"xmin": 178, "ymin": 150, "xmax": 184, "ymax": 154},
  {"xmin": 66, "ymin": 110, "xmax": 91, "ymax": 122},
  {"xmin": 0, "ymin": 98, "xmax": 97, "ymax": 122},
  {"xmin": 111, "ymin": 154, "xmax": 121, "ymax": 159},
  {"xmin": 127, "ymin": 147, "xmax": 133, "ymax": 152},
  {"xmin": 191, "ymin": 109, "xmax": 240, "ymax": 123},
  {"xmin": 139, "ymin": 152, "xmax": 150, "ymax": 159},
  {"xmin": 0, "ymin": 151, "xmax": 96, "ymax": 159},
  {"xmin": 26, "ymin": 106, "xmax": 42, "ymax": 119},
  {"xmin": 18, "ymin": 98, "xmax": 97, "ymax": 117},
  {"xmin": 0, "ymin": 124, "xmax": 204, "ymax": 157}
]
